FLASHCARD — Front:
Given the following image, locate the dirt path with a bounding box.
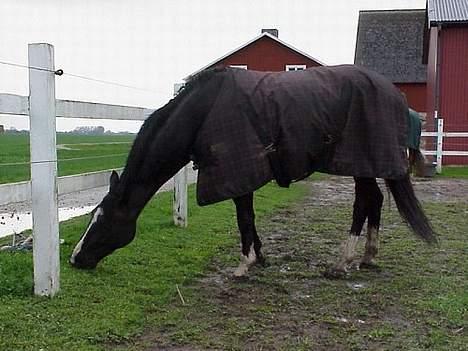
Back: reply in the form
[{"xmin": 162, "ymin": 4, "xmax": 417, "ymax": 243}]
[{"xmin": 127, "ymin": 176, "xmax": 468, "ymax": 351}]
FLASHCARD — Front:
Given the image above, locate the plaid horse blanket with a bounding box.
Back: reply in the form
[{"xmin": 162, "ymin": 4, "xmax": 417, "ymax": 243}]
[{"xmin": 192, "ymin": 65, "xmax": 409, "ymax": 205}]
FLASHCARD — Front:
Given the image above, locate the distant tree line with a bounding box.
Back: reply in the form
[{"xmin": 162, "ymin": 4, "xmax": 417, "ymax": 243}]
[
  {"xmin": 71, "ymin": 126, "xmax": 105, "ymax": 135},
  {"xmin": 69, "ymin": 126, "xmax": 134, "ymax": 135},
  {"xmin": 2, "ymin": 126, "xmax": 134, "ymax": 135}
]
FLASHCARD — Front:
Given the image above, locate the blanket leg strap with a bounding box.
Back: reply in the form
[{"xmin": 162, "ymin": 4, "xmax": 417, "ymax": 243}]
[{"xmin": 265, "ymin": 144, "xmax": 291, "ymax": 188}]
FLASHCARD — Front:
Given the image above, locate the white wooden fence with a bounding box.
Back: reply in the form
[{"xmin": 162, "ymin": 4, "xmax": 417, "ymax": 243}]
[
  {"xmin": 0, "ymin": 43, "xmax": 189, "ymax": 296},
  {"xmin": 422, "ymin": 118, "xmax": 468, "ymax": 173}
]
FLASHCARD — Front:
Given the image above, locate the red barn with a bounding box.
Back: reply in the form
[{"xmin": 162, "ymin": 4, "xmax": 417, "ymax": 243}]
[
  {"xmin": 186, "ymin": 29, "xmax": 324, "ymax": 80},
  {"xmin": 354, "ymin": 10, "xmax": 428, "ymax": 113},
  {"xmin": 425, "ymin": 0, "xmax": 468, "ymax": 165}
]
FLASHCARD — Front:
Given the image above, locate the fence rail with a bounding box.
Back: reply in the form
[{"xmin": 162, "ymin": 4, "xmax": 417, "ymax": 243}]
[
  {"xmin": 0, "ymin": 169, "xmax": 122, "ymax": 206},
  {"xmin": 422, "ymin": 150, "xmax": 468, "ymax": 156},
  {"xmin": 0, "ymin": 93, "xmax": 29, "ymax": 115},
  {"xmin": 422, "ymin": 132, "xmax": 468, "ymax": 138},
  {"xmin": 1, "ymin": 93, "xmax": 154, "ymax": 120}
]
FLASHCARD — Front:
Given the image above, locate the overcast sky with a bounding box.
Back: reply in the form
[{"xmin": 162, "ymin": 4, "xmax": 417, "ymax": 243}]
[{"xmin": 0, "ymin": 0, "xmax": 425, "ymax": 132}]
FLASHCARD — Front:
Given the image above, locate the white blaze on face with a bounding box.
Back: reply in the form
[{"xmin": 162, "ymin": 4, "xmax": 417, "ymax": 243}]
[{"xmin": 70, "ymin": 207, "xmax": 103, "ymax": 264}]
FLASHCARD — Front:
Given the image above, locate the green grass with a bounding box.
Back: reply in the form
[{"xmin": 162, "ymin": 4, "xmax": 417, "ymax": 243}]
[
  {"xmin": 438, "ymin": 166, "xmax": 468, "ymax": 179},
  {"xmin": 0, "ymin": 182, "xmax": 307, "ymax": 350},
  {"xmin": 0, "ymin": 133, "xmax": 135, "ymax": 184}
]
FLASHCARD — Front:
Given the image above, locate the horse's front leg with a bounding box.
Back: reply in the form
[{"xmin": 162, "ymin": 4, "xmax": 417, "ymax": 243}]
[{"xmin": 232, "ymin": 192, "xmax": 264, "ymax": 277}]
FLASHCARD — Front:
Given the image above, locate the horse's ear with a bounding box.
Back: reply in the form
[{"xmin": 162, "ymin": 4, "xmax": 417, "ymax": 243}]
[{"xmin": 109, "ymin": 170, "xmax": 120, "ymax": 193}]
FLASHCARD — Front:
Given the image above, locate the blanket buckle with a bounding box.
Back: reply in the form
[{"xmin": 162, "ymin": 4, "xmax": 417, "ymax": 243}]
[{"xmin": 265, "ymin": 143, "xmax": 276, "ymax": 154}]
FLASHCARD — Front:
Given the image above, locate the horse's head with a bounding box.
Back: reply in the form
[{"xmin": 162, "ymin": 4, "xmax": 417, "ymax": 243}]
[{"xmin": 70, "ymin": 171, "xmax": 136, "ymax": 269}]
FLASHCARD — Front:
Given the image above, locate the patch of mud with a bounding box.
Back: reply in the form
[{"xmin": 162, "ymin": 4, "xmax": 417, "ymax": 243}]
[
  {"xmin": 412, "ymin": 177, "xmax": 468, "ymax": 202},
  {"xmin": 135, "ymin": 176, "xmax": 467, "ymax": 350}
]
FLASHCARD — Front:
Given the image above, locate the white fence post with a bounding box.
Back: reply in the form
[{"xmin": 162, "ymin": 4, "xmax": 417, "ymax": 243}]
[
  {"xmin": 173, "ymin": 167, "xmax": 188, "ymax": 227},
  {"xmin": 28, "ymin": 43, "xmax": 60, "ymax": 297},
  {"xmin": 436, "ymin": 118, "xmax": 444, "ymax": 174},
  {"xmin": 173, "ymin": 83, "xmax": 188, "ymax": 227}
]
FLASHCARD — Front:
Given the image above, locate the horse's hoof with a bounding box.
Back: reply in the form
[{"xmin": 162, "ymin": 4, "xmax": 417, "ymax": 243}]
[
  {"xmin": 323, "ymin": 268, "xmax": 347, "ymax": 279},
  {"xmin": 359, "ymin": 262, "xmax": 381, "ymax": 271}
]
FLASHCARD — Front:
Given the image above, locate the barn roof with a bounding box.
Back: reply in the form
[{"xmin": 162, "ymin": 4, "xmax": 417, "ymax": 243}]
[
  {"xmin": 354, "ymin": 9, "xmax": 427, "ymax": 83},
  {"xmin": 428, "ymin": 0, "xmax": 468, "ymax": 25},
  {"xmin": 185, "ymin": 32, "xmax": 325, "ymax": 81}
]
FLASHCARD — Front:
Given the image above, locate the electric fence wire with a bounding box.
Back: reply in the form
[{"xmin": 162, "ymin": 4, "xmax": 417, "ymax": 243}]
[
  {"xmin": 0, "ymin": 57, "xmax": 170, "ymax": 169},
  {"xmin": 0, "ymin": 153, "xmax": 129, "ymax": 167},
  {"xmin": 0, "ymin": 59, "xmax": 169, "ymax": 95}
]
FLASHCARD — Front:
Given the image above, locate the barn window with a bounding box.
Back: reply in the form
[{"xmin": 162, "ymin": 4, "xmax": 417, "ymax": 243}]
[
  {"xmin": 286, "ymin": 64, "xmax": 306, "ymax": 71},
  {"xmin": 230, "ymin": 65, "xmax": 248, "ymax": 69}
]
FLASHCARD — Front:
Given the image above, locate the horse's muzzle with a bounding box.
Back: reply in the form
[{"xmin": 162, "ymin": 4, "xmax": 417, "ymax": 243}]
[{"xmin": 69, "ymin": 255, "xmax": 97, "ymax": 270}]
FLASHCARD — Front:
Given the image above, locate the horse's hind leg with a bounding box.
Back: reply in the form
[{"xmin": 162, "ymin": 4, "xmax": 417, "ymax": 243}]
[
  {"xmin": 232, "ymin": 192, "xmax": 263, "ymax": 277},
  {"xmin": 360, "ymin": 179, "xmax": 383, "ymax": 268},
  {"xmin": 329, "ymin": 177, "xmax": 375, "ymax": 275}
]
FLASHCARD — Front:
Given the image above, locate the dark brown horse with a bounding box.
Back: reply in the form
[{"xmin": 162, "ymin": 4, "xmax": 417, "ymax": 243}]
[{"xmin": 70, "ymin": 65, "xmax": 436, "ymax": 277}]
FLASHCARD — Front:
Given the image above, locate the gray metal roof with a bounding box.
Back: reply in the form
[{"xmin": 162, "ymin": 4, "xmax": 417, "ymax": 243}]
[
  {"xmin": 354, "ymin": 10, "xmax": 427, "ymax": 83},
  {"xmin": 428, "ymin": 0, "xmax": 468, "ymax": 24}
]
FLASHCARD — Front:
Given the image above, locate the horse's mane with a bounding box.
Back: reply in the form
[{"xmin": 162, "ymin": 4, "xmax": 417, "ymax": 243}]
[{"xmin": 117, "ymin": 68, "xmax": 221, "ymax": 192}]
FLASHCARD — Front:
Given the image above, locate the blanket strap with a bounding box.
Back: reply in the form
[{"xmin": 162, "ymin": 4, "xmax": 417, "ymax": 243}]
[{"xmin": 263, "ymin": 143, "xmax": 291, "ymax": 188}]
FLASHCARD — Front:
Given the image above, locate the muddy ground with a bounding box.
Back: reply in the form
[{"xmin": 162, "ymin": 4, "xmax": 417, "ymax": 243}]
[{"xmin": 120, "ymin": 176, "xmax": 467, "ymax": 351}]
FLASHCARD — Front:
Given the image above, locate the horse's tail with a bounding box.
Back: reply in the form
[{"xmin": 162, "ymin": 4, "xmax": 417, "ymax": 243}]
[{"xmin": 385, "ymin": 174, "xmax": 437, "ymax": 244}]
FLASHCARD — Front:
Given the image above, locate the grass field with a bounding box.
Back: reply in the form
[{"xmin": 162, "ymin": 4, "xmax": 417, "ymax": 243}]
[
  {"xmin": 0, "ymin": 162, "xmax": 466, "ymax": 350},
  {"xmin": 1, "ymin": 177, "xmax": 465, "ymax": 350},
  {"xmin": 2, "ymin": 133, "xmax": 468, "ymax": 184},
  {"xmin": 0, "ymin": 182, "xmax": 307, "ymax": 350},
  {"xmin": 439, "ymin": 166, "xmax": 468, "ymax": 179},
  {"xmin": 0, "ymin": 133, "xmax": 135, "ymax": 184}
]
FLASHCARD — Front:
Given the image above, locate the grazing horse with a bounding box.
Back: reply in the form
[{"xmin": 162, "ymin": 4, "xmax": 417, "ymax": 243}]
[{"xmin": 70, "ymin": 65, "xmax": 436, "ymax": 277}]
